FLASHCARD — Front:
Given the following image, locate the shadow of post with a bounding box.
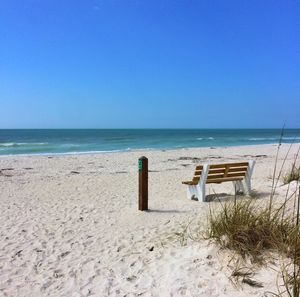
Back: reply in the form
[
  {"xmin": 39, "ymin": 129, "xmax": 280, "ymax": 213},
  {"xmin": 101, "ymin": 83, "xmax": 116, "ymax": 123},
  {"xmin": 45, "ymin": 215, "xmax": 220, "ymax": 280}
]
[{"xmin": 146, "ymin": 209, "xmax": 189, "ymax": 214}]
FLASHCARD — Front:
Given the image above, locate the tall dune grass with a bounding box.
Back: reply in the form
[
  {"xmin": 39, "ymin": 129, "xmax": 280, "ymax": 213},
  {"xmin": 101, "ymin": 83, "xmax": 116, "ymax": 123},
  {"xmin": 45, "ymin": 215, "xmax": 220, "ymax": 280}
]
[
  {"xmin": 207, "ymin": 198, "xmax": 299, "ymax": 263},
  {"xmin": 283, "ymin": 167, "xmax": 300, "ymax": 185},
  {"xmin": 206, "ymin": 135, "xmax": 300, "ymax": 295}
]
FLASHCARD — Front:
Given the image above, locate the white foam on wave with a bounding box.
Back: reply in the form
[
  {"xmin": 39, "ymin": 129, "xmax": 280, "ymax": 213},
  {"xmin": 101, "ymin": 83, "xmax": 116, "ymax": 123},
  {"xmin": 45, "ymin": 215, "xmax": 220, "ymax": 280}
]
[
  {"xmin": 0, "ymin": 142, "xmax": 48, "ymax": 147},
  {"xmin": 248, "ymin": 138, "xmax": 273, "ymax": 141},
  {"xmin": 248, "ymin": 137, "xmax": 300, "ymax": 141},
  {"xmin": 59, "ymin": 143, "xmax": 81, "ymax": 148},
  {"xmin": 283, "ymin": 137, "xmax": 300, "ymax": 140},
  {"xmin": 196, "ymin": 137, "xmax": 215, "ymax": 140},
  {"xmin": 0, "ymin": 148, "xmax": 134, "ymax": 157}
]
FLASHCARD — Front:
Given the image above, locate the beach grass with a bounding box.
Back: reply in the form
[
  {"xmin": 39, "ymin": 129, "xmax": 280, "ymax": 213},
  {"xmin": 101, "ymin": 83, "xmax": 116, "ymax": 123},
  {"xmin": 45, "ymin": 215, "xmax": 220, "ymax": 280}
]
[
  {"xmin": 207, "ymin": 198, "xmax": 300, "ymax": 261},
  {"xmin": 283, "ymin": 166, "xmax": 300, "ymax": 184},
  {"xmin": 205, "ymin": 137, "xmax": 300, "ymax": 295}
]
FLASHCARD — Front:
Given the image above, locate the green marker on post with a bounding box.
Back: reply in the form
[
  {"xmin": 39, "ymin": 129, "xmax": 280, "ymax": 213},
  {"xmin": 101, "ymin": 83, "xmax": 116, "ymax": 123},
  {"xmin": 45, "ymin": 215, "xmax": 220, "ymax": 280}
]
[{"xmin": 138, "ymin": 159, "xmax": 143, "ymax": 171}]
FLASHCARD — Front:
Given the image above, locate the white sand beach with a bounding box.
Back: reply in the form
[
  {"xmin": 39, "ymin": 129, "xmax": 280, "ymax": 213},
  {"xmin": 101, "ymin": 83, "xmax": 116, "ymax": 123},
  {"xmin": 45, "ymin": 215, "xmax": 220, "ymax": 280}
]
[{"xmin": 0, "ymin": 144, "xmax": 299, "ymax": 297}]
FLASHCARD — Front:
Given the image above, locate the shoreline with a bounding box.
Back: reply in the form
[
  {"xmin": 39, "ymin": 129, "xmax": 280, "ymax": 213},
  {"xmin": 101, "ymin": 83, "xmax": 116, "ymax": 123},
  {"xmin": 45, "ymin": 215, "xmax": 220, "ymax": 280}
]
[{"xmin": 0, "ymin": 142, "xmax": 293, "ymax": 158}]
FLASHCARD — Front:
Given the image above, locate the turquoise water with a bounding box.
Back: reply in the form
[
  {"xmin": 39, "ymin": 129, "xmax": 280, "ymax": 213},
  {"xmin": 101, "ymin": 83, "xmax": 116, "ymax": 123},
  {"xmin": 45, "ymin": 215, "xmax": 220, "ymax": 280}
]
[{"xmin": 0, "ymin": 129, "xmax": 299, "ymax": 156}]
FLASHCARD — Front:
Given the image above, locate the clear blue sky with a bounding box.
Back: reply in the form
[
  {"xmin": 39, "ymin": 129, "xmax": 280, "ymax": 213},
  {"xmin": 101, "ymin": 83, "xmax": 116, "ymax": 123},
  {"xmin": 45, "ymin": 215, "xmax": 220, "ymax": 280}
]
[{"xmin": 0, "ymin": 0, "xmax": 299, "ymax": 128}]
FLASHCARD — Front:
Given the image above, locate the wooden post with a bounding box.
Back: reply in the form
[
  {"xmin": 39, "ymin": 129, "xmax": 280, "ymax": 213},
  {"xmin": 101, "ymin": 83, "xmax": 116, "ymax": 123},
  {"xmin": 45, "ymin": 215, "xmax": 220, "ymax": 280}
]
[{"xmin": 138, "ymin": 156, "xmax": 148, "ymax": 211}]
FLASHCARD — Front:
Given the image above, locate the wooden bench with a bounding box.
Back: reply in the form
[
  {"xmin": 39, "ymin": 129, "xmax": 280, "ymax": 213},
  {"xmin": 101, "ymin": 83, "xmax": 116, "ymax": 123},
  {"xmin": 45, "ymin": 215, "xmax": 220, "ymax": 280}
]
[{"xmin": 182, "ymin": 161, "xmax": 255, "ymax": 202}]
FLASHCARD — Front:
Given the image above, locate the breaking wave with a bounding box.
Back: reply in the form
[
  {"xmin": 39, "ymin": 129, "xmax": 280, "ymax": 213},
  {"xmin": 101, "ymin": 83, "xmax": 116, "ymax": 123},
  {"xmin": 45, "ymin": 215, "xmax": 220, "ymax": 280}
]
[{"xmin": 0, "ymin": 142, "xmax": 48, "ymax": 147}]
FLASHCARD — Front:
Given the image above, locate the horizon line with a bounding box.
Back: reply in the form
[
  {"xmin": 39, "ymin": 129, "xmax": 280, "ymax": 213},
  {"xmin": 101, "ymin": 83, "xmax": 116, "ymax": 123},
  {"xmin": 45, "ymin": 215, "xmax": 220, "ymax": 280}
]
[{"xmin": 1, "ymin": 127, "xmax": 300, "ymax": 130}]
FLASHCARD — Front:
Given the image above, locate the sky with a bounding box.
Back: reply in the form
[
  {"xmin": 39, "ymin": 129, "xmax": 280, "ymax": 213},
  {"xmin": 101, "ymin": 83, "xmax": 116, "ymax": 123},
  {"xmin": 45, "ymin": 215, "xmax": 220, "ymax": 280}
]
[{"xmin": 0, "ymin": 0, "xmax": 299, "ymax": 129}]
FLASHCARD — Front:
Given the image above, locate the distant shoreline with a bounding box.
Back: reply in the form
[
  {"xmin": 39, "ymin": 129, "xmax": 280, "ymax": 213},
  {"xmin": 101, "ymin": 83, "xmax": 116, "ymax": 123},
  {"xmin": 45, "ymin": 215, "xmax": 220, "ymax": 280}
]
[{"xmin": 0, "ymin": 142, "xmax": 298, "ymax": 158}]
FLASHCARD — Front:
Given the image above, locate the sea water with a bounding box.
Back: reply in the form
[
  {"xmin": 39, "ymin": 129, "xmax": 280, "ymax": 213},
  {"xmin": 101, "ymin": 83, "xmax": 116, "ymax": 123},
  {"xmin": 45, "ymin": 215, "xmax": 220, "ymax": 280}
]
[{"xmin": 0, "ymin": 129, "xmax": 299, "ymax": 156}]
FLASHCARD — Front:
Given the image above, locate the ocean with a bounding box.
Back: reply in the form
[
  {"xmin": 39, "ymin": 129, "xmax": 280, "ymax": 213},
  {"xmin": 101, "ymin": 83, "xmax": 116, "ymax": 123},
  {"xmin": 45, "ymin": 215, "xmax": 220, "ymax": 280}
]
[{"xmin": 0, "ymin": 129, "xmax": 299, "ymax": 156}]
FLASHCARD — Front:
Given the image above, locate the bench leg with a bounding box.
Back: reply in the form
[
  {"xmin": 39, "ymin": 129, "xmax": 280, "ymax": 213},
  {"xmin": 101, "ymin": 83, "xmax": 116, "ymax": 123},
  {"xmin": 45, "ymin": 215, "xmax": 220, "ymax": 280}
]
[
  {"xmin": 197, "ymin": 164, "xmax": 209, "ymax": 202},
  {"xmin": 197, "ymin": 183, "xmax": 206, "ymax": 202},
  {"xmin": 232, "ymin": 180, "xmax": 250, "ymax": 196},
  {"xmin": 233, "ymin": 181, "xmax": 244, "ymax": 195},
  {"xmin": 186, "ymin": 164, "xmax": 209, "ymax": 202},
  {"xmin": 244, "ymin": 160, "xmax": 255, "ymax": 196},
  {"xmin": 187, "ymin": 185, "xmax": 206, "ymax": 202},
  {"xmin": 239, "ymin": 180, "xmax": 246, "ymax": 194},
  {"xmin": 243, "ymin": 175, "xmax": 251, "ymax": 195},
  {"xmin": 187, "ymin": 185, "xmax": 197, "ymax": 200}
]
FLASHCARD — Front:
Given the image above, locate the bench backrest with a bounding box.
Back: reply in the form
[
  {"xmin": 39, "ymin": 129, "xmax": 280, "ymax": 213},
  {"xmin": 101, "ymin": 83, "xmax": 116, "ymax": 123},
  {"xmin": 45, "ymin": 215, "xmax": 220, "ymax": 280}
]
[{"xmin": 192, "ymin": 162, "xmax": 250, "ymax": 184}]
